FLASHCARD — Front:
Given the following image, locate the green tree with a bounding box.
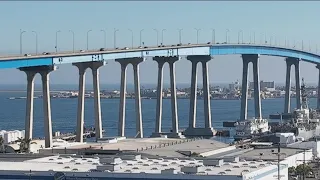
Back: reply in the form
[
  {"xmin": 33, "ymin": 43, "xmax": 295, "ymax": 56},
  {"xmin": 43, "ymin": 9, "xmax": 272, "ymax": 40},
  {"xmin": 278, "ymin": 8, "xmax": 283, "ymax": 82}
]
[
  {"xmin": 17, "ymin": 138, "xmax": 36, "ymax": 153},
  {"xmin": 0, "ymin": 136, "xmax": 4, "ymax": 153},
  {"xmin": 295, "ymin": 164, "xmax": 313, "ymax": 177},
  {"xmin": 288, "ymin": 166, "xmax": 296, "ymax": 175}
]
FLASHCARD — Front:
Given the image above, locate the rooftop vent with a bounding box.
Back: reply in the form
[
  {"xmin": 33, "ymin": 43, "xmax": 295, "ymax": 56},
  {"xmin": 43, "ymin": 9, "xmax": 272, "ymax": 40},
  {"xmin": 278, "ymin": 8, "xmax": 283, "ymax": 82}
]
[
  {"xmin": 225, "ymin": 169, "xmax": 232, "ymax": 171},
  {"xmin": 125, "ymin": 170, "xmax": 131, "ymax": 173},
  {"xmin": 250, "ymin": 165, "xmax": 258, "ymax": 168},
  {"xmin": 218, "ymin": 172, "xmax": 227, "ymax": 175}
]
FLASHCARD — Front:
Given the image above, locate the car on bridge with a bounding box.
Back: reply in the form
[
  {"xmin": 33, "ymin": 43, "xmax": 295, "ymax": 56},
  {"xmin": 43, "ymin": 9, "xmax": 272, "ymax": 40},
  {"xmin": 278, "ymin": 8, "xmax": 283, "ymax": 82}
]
[
  {"xmin": 99, "ymin": 48, "xmax": 105, "ymax": 51},
  {"xmin": 42, "ymin": 52, "xmax": 51, "ymax": 55},
  {"xmin": 24, "ymin": 54, "xmax": 31, "ymax": 57}
]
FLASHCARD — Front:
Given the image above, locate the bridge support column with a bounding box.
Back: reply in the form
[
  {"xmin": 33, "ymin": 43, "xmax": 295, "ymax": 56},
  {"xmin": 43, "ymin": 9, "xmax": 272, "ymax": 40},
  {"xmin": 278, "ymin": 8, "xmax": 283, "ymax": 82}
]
[
  {"xmin": 90, "ymin": 61, "xmax": 106, "ymax": 141},
  {"xmin": 73, "ymin": 61, "xmax": 107, "ymax": 142},
  {"xmin": 151, "ymin": 56, "xmax": 183, "ymax": 138},
  {"xmin": 116, "ymin": 61, "xmax": 128, "ymax": 137},
  {"xmin": 284, "ymin": 58, "xmax": 292, "ymax": 113},
  {"xmin": 20, "ymin": 70, "xmax": 37, "ymax": 141},
  {"xmin": 132, "ymin": 58, "xmax": 144, "ymax": 138},
  {"xmin": 294, "ymin": 60, "xmax": 301, "ymax": 109},
  {"xmin": 240, "ymin": 54, "xmax": 261, "ymax": 120},
  {"xmin": 153, "ymin": 59, "xmax": 164, "ymax": 135},
  {"xmin": 240, "ymin": 57, "xmax": 249, "ymax": 120},
  {"xmin": 40, "ymin": 66, "xmax": 56, "ymax": 148},
  {"xmin": 73, "ymin": 63, "xmax": 88, "ymax": 143},
  {"xmin": 184, "ymin": 55, "xmax": 215, "ymax": 137},
  {"xmin": 116, "ymin": 58, "xmax": 145, "ymax": 138},
  {"xmin": 20, "ymin": 65, "xmax": 57, "ymax": 148},
  {"xmin": 317, "ymin": 65, "xmax": 320, "ymax": 110}
]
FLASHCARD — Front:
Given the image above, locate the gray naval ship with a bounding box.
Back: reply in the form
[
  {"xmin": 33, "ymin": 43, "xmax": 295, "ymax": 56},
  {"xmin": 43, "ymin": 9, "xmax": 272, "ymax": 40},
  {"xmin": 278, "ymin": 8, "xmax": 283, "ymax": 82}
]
[{"xmin": 269, "ymin": 78, "xmax": 320, "ymax": 141}]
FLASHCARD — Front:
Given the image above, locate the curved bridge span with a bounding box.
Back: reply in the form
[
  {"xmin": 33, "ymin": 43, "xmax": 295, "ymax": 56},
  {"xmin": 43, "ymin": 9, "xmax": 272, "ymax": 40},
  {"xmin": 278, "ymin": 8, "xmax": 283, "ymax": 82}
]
[
  {"xmin": 0, "ymin": 44, "xmax": 320, "ymax": 68},
  {"xmin": 4, "ymin": 43, "xmax": 320, "ymax": 148}
]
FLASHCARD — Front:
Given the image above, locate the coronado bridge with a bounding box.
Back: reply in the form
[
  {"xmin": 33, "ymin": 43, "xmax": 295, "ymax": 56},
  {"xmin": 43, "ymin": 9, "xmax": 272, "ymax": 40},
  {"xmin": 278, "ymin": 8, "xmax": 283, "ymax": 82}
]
[{"xmin": 1, "ymin": 39, "xmax": 320, "ymax": 148}]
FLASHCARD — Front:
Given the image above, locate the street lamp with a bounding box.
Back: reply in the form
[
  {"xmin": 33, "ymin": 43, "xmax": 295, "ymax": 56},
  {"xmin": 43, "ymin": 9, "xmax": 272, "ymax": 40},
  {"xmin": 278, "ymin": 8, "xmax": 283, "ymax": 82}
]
[
  {"xmin": 114, "ymin": 28, "xmax": 119, "ymax": 49},
  {"xmin": 238, "ymin": 30, "xmax": 243, "ymax": 44},
  {"xmin": 270, "ymin": 36, "xmax": 273, "ymax": 46},
  {"xmin": 178, "ymin": 29, "xmax": 183, "ymax": 44},
  {"xmin": 31, "ymin": 31, "xmax": 38, "ymax": 55},
  {"xmin": 225, "ymin": 29, "xmax": 230, "ymax": 43},
  {"xmin": 272, "ymin": 144, "xmax": 287, "ymax": 180},
  {"xmin": 161, "ymin": 29, "xmax": 166, "ymax": 45},
  {"xmin": 69, "ymin": 30, "xmax": 75, "ymax": 53},
  {"xmin": 20, "ymin": 29, "xmax": 27, "ymax": 55},
  {"xmin": 139, "ymin": 29, "xmax": 144, "ymax": 47},
  {"xmin": 100, "ymin": 29, "xmax": 106, "ymax": 48},
  {"xmin": 194, "ymin": 28, "xmax": 201, "ymax": 44},
  {"xmin": 55, "ymin": 30, "xmax": 61, "ymax": 53},
  {"xmin": 253, "ymin": 32, "xmax": 256, "ymax": 44},
  {"xmin": 211, "ymin": 29, "xmax": 215, "ymax": 44},
  {"xmin": 86, "ymin": 30, "xmax": 92, "ymax": 50},
  {"xmin": 153, "ymin": 29, "xmax": 159, "ymax": 46},
  {"xmin": 128, "ymin": 29, "xmax": 134, "ymax": 48}
]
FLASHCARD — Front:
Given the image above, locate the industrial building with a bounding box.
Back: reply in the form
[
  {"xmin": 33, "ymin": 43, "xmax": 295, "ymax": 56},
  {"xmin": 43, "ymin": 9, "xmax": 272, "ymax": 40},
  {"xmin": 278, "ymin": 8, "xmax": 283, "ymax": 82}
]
[{"xmin": 0, "ymin": 154, "xmax": 288, "ymax": 180}]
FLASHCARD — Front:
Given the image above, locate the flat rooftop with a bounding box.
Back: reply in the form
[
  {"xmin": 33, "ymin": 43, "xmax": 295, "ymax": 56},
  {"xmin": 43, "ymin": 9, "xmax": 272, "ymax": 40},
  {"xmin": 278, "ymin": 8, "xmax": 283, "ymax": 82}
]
[
  {"xmin": 240, "ymin": 147, "xmax": 307, "ymax": 161},
  {"xmin": 0, "ymin": 155, "xmax": 280, "ymax": 177},
  {"xmin": 48, "ymin": 138, "xmax": 230, "ymax": 158},
  {"xmin": 139, "ymin": 139, "xmax": 228, "ymax": 157}
]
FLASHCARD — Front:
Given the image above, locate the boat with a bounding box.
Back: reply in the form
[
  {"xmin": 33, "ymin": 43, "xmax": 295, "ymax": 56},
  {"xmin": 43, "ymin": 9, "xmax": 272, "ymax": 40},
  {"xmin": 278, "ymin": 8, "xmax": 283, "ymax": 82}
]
[
  {"xmin": 269, "ymin": 78, "xmax": 320, "ymax": 141},
  {"xmin": 233, "ymin": 118, "xmax": 270, "ymax": 141}
]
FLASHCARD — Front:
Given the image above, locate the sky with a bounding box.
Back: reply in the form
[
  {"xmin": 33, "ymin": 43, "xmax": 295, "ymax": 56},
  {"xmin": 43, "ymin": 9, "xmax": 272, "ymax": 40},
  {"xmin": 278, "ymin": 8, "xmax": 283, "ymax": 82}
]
[{"xmin": 0, "ymin": 1, "xmax": 320, "ymax": 86}]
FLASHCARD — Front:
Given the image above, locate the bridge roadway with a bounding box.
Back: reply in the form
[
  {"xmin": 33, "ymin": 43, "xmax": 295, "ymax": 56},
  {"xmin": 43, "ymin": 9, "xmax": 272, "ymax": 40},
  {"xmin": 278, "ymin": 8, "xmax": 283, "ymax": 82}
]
[
  {"xmin": 0, "ymin": 43, "xmax": 320, "ymax": 68},
  {"xmin": 3, "ymin": 42, "xmax": 320, "ymax": 149}
]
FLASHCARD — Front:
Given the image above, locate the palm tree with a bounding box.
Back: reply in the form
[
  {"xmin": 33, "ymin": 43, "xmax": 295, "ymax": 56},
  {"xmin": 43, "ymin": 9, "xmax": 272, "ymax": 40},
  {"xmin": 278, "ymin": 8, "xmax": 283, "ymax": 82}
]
[
  {"xmin": 17, "ymin": 138, "xmax": 36, "ymax": 153},
  {"xmin": 0, "ymin": 136, "xmax": 4, "ymax": 153}
]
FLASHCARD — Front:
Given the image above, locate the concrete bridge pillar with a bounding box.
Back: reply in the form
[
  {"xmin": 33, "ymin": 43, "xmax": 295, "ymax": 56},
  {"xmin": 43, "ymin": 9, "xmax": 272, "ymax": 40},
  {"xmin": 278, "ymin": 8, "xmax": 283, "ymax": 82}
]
[
  {"xmin": 284, "ymin": 58, "xmax": 293, "ymax": 113},
  {"xmin": 294, "ymin": 60, "xmax": 301, "ymax": 109},
  {"xmin": 184, "ymin": 55, "xmax": 215, "ymax": 137},
  {"xmin": 89, "ymin": 61, "xmax": 106, "ymax": 140},
  {"xmin": 132, "ymin": 58, "xmax": 144, "ymax": 138},
  {"xmin": 73, "ymin": 63, "xmax": 88, "ymax": 143},
  {"xmin": 40, "ymin": 66, "xmax": 57, "ymax": 148},
  {"xmin": 116, "ymin": 57, "xmax": 145, "ymax": 138},
  {"xmin": 151, "ymin": 56, "xmax": 181, "ymax": 138},
  {"xmin": 19, "ymin": 65, "xmax": 56, "ymax": 148},
  {"xmin": 20, "ymin": 70, "xmax": 36, "ymax": 141},
  {"xmin": 240, "ymin": 57, "xmax": 249, "ymax": 120},
  {"xmin": 153, "ymin": 59, "xmax": 165, "ymax": 135},
  {"xmin": 317, "ymin": 64, "xmax": 320, "ymax": 109},
  {"xmin": 73, "ymin": 61, "xmax": 106, "ymax": 142},
  {"xmin": 240, "ymin": 54, "xmax": 261, "ymax": 120}
]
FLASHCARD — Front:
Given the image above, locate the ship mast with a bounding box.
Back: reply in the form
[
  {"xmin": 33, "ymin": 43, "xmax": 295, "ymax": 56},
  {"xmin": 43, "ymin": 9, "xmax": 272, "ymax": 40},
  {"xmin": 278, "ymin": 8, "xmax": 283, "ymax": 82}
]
[{"xmin": 301, "ymin": 78, "xmax": 308, "ymax": 109}]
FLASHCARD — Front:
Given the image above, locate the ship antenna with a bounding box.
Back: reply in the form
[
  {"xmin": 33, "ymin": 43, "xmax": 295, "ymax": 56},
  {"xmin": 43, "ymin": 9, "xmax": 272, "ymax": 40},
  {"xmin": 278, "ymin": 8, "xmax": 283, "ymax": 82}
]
[{"xmin": 301, "ymin": 78, "xmax": 308, "ymax": 109}]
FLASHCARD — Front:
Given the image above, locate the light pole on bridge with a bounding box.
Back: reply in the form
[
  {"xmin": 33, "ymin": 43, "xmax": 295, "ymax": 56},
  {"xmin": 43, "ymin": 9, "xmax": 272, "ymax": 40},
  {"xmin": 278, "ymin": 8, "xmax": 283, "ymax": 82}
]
[
  {"xmin": 211, "ymin": 29, "xmax": 215, "ymax": 44},
  {"xmin": 178, "ymin": 29, "xmax": 183, "ymax": 44},
  {"xmin": 31, "ymin": 31, "xmax": 38, "ymax": 55},
  {"xmin": 253, "ymin": 32, "xmax": 256, "ymax": 44},
  {"xmin": 86, "ymin": 30, "xmax": 92, "ymax": 50},
  {"xmin": 128, "ymin": 29, "xmax": 134, "ymax": 48},
  {"xmin": 161, "ymin": 29, "xmax": 166, "ymax": 45},
  {"xmin": 55, "ymin": 30, "xmax": 61, "ymax": 53},
  {"xmin": 194, "ymin": 28, "xmax": 201, "ymax": 44},
  {"xmin": 19, "ymin": 29, "xmax": 27, "ymax": 55},
  {"xmin": 153, "ymin": 29, "xmax": 159, "ymax": 46},
  {"xmin": 238, "ymin": 30, "xmax": 243, "ymax": 44},
  {"xmin": 225, "ymin": 29, "xmax": 230, "ymax": 43},
  {"xmin": 69, "ymin": 30, "xmax": 75, "ymax": 53},
  {"xmin": 100, "ymin": 29, "xmax": 106, "ymax": 49},
  {"xmin": 139, "ymin": 29, "xmax": 144, "ymax": 47},
  {"xmin": 114, "ymin": 28, "xmax": 119, "ymax": 49}
]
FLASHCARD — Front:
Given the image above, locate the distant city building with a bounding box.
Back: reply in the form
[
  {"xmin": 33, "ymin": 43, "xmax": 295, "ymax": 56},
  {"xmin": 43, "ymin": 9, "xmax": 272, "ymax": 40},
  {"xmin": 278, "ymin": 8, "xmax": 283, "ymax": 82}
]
[
  {"xmin": 228, "ymin": 80, "xmax": 240, "ymax": 91},
  {"xmin": 249, "ymin": 81, "xmax": 275, "ymax": 91}
]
